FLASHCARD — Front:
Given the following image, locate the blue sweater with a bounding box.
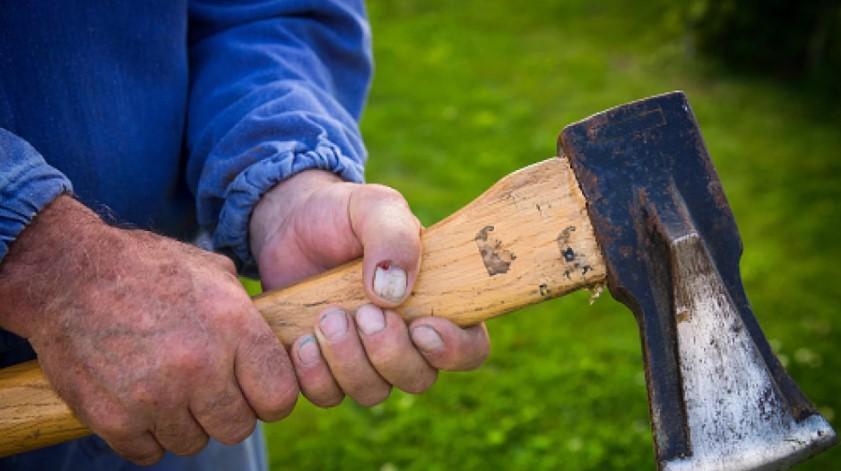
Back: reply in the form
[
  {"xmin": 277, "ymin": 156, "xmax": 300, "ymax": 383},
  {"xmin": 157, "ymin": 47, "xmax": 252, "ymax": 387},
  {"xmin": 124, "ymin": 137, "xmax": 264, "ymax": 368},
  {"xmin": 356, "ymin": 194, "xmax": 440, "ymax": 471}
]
[
  {"xmin": 0, "ymin": 2, "xmax": 370, "ymax": 467},
  {"xmin": 0, "ymin": 0, "xmax": 370, "ymax": 353}
]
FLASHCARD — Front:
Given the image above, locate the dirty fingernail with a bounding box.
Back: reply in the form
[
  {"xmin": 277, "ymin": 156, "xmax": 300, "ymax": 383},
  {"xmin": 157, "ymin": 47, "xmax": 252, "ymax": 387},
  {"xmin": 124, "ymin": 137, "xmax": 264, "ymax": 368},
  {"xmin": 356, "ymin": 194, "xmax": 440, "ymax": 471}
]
[
  {"xmin": 320, "ymin": 309, "xmax": 348, "ymax": 340},
  {"xmin": 297, "ymin": 336, "xmax": 321, "ymax": 367},
  {"xmin": 373, "ymin": 263, "xmax": 407, "ymax": 302},
  {"xmin": 411, "ymin": 326, "xmax": 444, "ymax": 352},
  {"xmin": 356, "ymin": 305, "xmax": 385, "ymax": 335}
]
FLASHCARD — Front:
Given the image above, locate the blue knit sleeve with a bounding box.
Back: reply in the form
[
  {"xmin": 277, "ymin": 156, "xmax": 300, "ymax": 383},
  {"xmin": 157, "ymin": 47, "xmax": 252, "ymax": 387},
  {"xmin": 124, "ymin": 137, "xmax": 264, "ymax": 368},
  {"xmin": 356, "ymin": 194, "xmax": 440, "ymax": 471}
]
[
  {"xmin": 0, "ymin": 128, "xmax": 73, "ymax": 264},
  {"xmin": 186, "ymin": 0, "xmax": 372, "ymax": 270}
]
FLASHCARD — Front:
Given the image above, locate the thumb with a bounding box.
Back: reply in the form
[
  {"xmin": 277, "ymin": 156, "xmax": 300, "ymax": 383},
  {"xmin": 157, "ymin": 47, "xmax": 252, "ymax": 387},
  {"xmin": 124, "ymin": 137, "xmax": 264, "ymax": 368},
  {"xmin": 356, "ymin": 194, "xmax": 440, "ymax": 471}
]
[{"xmin": 348, "ymin": 184, "xmax": 422, "ymax": 307}]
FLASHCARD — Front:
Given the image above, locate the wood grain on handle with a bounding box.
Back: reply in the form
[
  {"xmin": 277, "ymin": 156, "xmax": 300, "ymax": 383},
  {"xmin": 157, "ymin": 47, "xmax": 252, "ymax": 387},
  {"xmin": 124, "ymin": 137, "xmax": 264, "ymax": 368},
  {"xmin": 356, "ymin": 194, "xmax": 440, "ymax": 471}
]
[{"xmin": 0, "ymin": 156, "xmax": 606, "ymax": 457}]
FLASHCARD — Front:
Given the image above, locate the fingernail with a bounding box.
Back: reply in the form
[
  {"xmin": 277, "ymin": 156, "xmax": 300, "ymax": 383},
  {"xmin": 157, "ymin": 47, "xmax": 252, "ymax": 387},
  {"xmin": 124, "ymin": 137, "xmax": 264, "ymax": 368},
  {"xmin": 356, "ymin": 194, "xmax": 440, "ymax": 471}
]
[
  {"xmin": 319, "ymin": 309, "xmax": 348, "ymax": 340},
  {"xmin": 411, "ymin": 326, "xmax": 444, "ymax": 352},
  {"xmin": 373, "ymin": 263, "xmax": 407, "ymax": 302},
  {"xmin": 356, "ymin": 305, "xmax": 385, "ymax": 335},
  {"xmin": 297, "ymin": 336, "xmax": 321, "ymax": 367}
]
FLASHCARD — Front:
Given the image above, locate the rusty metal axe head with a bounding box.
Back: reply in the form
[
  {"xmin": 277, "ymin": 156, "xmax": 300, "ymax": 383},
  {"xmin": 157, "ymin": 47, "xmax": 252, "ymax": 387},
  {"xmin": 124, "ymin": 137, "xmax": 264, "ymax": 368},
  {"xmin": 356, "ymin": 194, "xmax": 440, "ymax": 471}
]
[{"xmin": 559, "ymin": 92, "xmax": 836, "ymax": 470}]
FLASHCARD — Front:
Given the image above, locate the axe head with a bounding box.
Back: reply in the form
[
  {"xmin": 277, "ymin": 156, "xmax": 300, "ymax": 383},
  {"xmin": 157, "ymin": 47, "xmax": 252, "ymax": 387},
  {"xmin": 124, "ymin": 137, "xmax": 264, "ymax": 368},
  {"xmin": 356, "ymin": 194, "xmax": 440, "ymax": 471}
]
[{"xmin": 559, "ymin": 92, "xmax": 836, "ymax": 470}]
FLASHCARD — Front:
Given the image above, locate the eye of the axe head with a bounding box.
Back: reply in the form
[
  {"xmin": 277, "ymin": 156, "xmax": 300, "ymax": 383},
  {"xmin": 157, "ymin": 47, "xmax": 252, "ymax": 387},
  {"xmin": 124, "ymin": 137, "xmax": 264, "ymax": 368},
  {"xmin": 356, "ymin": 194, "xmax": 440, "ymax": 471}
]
[{"xmin": 559, "ymin": 92, "xmax": 836, "ymax": 471}]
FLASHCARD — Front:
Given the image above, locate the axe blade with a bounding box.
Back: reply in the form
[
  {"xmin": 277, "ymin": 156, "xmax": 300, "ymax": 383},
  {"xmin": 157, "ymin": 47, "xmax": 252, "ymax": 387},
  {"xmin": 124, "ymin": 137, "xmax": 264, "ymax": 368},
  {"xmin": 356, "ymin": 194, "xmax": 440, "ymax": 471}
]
[{"xmin": 560, "ymin": 92, "xmax": 836, "ymax": 470}]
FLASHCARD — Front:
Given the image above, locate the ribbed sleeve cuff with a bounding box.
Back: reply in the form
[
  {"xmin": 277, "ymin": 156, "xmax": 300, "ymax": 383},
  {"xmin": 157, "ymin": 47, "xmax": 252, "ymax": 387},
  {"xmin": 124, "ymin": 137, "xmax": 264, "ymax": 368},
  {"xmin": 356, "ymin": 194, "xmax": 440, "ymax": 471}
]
[
  {"xmin": 213, "ymin": 141, "xmax": 364, "ymax": 272},
  {"xmin": 0, "ymin": 130, "xmax": 73, "ymax": 264}
]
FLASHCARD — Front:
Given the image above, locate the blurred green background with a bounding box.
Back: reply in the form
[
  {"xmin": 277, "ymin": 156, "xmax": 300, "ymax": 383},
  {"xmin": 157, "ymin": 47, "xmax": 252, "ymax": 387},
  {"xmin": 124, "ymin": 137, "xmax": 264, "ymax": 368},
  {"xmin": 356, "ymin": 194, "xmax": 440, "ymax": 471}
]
[{"xmin": 256, "ymin": 0, "xmax": 841, "ymax": 469}]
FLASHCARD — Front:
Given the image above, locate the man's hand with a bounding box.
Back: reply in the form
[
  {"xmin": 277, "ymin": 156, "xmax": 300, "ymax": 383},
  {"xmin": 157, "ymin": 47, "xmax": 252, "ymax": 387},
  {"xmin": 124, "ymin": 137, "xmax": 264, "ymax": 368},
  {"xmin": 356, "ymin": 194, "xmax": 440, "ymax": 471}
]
[
  {"xmin": 250, "ymin": 171, "xmax": 490, "ymax": 407},
  {"xmin": 0, "ymin": 196, "xmax": 298, "ymax": 464}
]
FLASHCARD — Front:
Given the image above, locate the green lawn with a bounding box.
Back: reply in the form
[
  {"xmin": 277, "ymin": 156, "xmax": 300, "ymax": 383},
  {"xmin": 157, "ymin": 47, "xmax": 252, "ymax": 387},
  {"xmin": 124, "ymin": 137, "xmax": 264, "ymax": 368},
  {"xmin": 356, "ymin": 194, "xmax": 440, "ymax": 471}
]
[{"xmin": 260, "ymin": 1, "xmax": 841, "ymax": 469}]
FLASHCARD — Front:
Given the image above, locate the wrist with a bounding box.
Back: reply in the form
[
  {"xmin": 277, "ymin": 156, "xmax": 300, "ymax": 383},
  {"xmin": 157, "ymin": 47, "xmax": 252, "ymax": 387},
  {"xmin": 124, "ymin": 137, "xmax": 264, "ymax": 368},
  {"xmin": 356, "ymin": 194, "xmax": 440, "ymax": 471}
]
[
  {"xmin": 0, "ymin": 195, "xmax": 110, "ymax": 336},
  {"xmin": 249, "ymin": 170, "xmax": 343, "ymax": 262}
]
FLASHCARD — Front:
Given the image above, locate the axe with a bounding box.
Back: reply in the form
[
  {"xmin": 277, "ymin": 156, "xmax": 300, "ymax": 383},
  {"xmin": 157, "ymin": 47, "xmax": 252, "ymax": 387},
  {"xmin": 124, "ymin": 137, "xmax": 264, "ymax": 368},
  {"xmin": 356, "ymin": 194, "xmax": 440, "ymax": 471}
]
[{"xmin": 0, "ymin": 92, "xmax": 835, "ymax": 470}]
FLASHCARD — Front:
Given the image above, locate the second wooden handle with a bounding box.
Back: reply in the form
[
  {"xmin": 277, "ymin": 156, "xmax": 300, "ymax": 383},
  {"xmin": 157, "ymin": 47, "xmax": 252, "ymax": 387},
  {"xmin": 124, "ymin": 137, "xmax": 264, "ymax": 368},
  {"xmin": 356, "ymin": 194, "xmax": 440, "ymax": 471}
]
[
  {"xmin": 0, "ymin": 156, "xmax": 606, "ymax": 457},
  {"xmin": 259, "ymin": 156, "xmax": 606, "ymax": 344}
]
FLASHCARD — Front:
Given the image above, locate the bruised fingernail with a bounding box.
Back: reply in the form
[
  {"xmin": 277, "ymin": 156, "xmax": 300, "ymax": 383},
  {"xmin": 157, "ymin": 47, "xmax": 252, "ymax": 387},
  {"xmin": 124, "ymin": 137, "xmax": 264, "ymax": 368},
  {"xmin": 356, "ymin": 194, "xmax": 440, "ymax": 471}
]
[
  {"xmin": 319, "ymin": 309, "xmax": 348, "ymax": 340},
  {"xmin": 411, "ymin": 326, "xmax": 444, "ymax": 352},
  {"xmin": 356, "ymin": 304, "xmax": 385, "ymax": 335},
  {"xmin": 373, "ymin": 262, "xmax": 407, "ymax": 302},
  {"xmin": 297, "ymin": 336, "xmax": 321, "ymax": 367}
]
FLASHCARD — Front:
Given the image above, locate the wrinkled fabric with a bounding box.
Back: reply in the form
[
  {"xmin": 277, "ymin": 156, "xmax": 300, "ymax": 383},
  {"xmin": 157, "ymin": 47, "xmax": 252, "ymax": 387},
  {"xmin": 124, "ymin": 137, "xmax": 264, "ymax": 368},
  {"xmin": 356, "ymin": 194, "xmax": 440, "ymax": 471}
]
[
  {"xmin": 0, "ymin": 425, "xmax": 267, "ymax": 471},
  {"xmin": 0, "ymin": 0, "xmax": 371, "ymax": 469},
  {"xmin": 188, "ymin": 0, "xmax": 369, "ymax": 267},
  {"xmin": 0, "ymin": 130, "xmax": 73, "ymax": 263}
]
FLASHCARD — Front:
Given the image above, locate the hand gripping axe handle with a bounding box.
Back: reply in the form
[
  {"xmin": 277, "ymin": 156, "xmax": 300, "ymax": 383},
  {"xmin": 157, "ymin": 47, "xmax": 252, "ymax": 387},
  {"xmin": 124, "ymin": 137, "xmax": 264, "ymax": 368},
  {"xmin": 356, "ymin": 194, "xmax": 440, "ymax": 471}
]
[{"xmin": 0, "ymin": 92, "xmax": 835, "ymax": 469}]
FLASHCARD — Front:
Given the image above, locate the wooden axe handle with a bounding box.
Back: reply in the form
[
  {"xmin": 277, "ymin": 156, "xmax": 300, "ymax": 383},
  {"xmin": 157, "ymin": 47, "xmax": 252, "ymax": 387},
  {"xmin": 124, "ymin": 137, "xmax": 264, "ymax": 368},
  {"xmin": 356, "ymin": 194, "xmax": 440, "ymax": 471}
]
[{"xmin": 0, "ymin": 157, "xmax": 606, "ymax": 457}]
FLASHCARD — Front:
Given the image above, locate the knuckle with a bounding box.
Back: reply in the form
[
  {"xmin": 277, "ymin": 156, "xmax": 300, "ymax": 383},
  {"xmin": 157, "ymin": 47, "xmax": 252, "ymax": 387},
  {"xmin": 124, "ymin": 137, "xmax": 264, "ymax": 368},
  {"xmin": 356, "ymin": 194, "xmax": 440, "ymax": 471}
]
[
  {"xmin": 194, "ymin": 390, "xmax": 257, "ymax": 445},
  {"xmin": 365, "ymin": 185, "xmax": 413, "ymax": 214},
  {"xmin": 153, "ymin": 424, "xmax": 178, "ymax": 445},
  {"xmin": 456, "ymin": 348, "xmax": 488, "ymax": 371},
  {"xmin": 367, "ymin": 338, "xmax": 403, "ymax": 367},
  {"xmin": 153, "ymin": 419, "xmax": 208, "ymax": 456},
  {"xmin": 448, "ymin": 345, "xmax": 472, "ymax": 370},
  {"xmin": 352, "ymin": 384, "xmax": 391, "ymax": 407},
  {"xmin": 366, "ymin": 184, "xmax": 405, "ymax": 202},
  {"xmin": 310, "ymin": 390, "xmax": 344, "ymax": 408},
  {"xmin": 431, "ymin": 349, "xmax": 462, "ymax": 371},
  {"xmin": 125, "ymin": 382, "xmax": 159, "ymax": 409},
  {"xmin": 298, "ymin": 371, "xmax": 343, "ymax": 408},
  {"xmin": 209, "ymin": 295, "xmax": 254, "ymax": 327},
  {"xmin": 215, "ymin": 417, "xmax": 256, "ymax": 445},
  {"xmin": 89, "ymin": 411, "xmax": 135, "ymax": 439},
  {"xmin": 169, "ymin": 434, "xmax": 208, "ymax": 456},
  {"xmin": 401, "ymin": 370, "xmax": 437, "ymax": 395},
  {"xmin": 257, "ymin": 383, "xmax": 299, "ymax": 422},
  {"xmin": 192, "ymin": 388, "xmax": 238, "ymax": 420},
  {"xmin": 165, "ymin": 342, "xmax": 207, "ymax": 375},
  {"xmin": 241, "ymin": 329, "xmax": 281, "ymax": 359}
]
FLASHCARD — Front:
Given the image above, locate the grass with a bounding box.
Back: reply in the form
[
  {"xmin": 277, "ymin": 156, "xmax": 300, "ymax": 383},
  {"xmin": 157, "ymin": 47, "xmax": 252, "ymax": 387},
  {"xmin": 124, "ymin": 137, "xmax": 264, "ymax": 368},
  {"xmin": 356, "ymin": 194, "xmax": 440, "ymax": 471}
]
[{"xmin": 258, "ymin": 1, "xmax": 841, "ymax": 469}]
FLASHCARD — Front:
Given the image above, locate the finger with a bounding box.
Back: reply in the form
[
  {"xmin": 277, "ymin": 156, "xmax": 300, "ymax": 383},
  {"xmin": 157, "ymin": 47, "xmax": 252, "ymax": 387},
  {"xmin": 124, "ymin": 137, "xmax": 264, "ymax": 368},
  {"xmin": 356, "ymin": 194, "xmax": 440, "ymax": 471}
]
[
  {"xmin": 83, "ymin": 398, "xmax": 163, "ymax": 466},
  {"xmin": 53, "ymin": 367, "xmax": 164, "ymax": 465},
  {"xmin": 314, "ymin": 308, "xmax": 391, "ymax": 406},
  {"xmin": 355, "ymin": 305, "xmax": 437, "ymax": 394},
  {"xmin": 409, "ymin": 318, "xmax": 490, "ymax": 371},
  {"xmin": 190, "ymin": 366, "xmax": 258, "ymax": 445},
  {"xmin": 152, "ymin": 408, "xmax": 209, "ymax": 456},
  {"xmin": 234, "ymin": 315, "xmax": 299, "ymax": 421},
  {"xmin": 290, "ymin": 335, "xmax": 344, "ymax": 407},
  {"xmin": 348, "ymin": 185, "xmax": 422, "ymax": 306}
]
